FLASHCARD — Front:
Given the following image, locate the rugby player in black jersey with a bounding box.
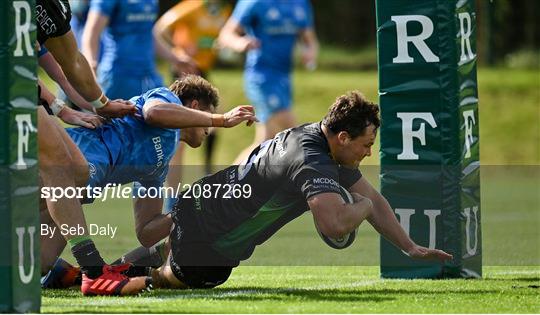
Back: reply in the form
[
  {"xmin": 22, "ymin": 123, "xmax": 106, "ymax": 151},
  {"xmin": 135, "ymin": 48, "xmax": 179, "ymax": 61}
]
[{"xmin": 116, "ymin": 90, "xmax": 451, "ymax": 289}]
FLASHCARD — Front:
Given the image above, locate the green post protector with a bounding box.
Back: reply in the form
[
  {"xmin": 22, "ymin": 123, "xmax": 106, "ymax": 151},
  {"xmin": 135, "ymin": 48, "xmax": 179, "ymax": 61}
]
[
  {"xmin": 0, "ymin": 0, "xmax": 40, "ymax": 312},
  {"xmin": 376, "ymin": 0, "xmax": 481, "ymax": 278}
]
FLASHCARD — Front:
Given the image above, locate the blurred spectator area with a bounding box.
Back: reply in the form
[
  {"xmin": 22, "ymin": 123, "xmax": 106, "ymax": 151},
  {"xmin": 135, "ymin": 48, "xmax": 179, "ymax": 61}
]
[{"xmin": 158, "ymin": 0, "xmax": 539, "ymax": 68}]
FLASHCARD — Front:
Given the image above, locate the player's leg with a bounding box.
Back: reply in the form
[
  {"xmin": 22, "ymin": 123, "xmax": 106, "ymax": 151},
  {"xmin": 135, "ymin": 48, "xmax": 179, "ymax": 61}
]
[
  {"xmin": 39, "ymin": 194, "xmax": 67, "ymax": 275},
  {"xmin": 234, "ymin": 75, "xmax": 293, "ymax": 164},
  {"xmin": 151, "ymin": 251, "xmax": 233, "ymax": 290},
  {"xmin": 112, "ymin": 241, "xmax": 169, "ymax": 268},
  {"xmin": 48, "ymin": 114, "xmax": 89, "ymax": 187},
  {"xmin": 264, "ymin": 75, "xmax": 295, "ymax": 135},
  {"xmin": 150, "ymin": 254, "xmax": 188, "ymax": 289},
  {"xmin": 40, "ymin": 201, "xmax": 82, "ymax": 289},
  {"xmin": 39, "ymin": 108, "xmax": 147, "ymax": 295},
  {"xmin": 265, "ymin": 109, "xmax": 296, "ymax": 138},
  {"xmin": 38, "ymin": 107, "xmax": 103, "ymax": 273}
]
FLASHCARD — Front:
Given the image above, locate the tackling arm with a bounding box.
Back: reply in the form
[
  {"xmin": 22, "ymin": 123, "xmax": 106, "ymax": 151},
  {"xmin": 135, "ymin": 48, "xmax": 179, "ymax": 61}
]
[
  {"xmin": 44, "ymin": 29, "xmax": 136, "ymax": 118},
  {"xmin": 38, "ymin": 50, "xmax": 94, "ymax": 112},
  {"xmin": 44, "ymin": 30, "xmax": 102, "ymax": 101}
]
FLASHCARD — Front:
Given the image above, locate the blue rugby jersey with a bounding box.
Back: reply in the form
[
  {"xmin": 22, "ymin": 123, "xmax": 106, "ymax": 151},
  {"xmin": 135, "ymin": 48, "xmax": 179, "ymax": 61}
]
[
  {"xmin": 67, "ymin": 87, "xmax": 181, "ymax": 192},
  {"xmin": 232, "ymin": 0, "xmax": 314, "ymax": 76},
  {"xmin": 89, "ymin": 0, "xmax": 159, "ymax": 76}
]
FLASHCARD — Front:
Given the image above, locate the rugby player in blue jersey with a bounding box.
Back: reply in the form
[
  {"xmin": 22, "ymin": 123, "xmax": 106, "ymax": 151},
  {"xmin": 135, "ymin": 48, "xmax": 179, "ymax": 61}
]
[
  {"xmin": 218, "ymin": 0, "xmax": 319, "ymax": 163},
  {"xmin": 113, "ymin": 91, "xmax": 453, "ymax": 290},
  {"xmin": 40, "ymin": 75, "xmax": 257, "ymax": 294}
]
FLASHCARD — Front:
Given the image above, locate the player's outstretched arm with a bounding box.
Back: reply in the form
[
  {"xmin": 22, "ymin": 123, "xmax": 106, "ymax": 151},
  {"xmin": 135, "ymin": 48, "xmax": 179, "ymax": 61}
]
[
  {"xmin": 144, "ymin": 101, "xmax": 258, "ymax": 129},
  {"xmin": 349, "ymin": 177, "xmax": 453, "ymax": 262}
]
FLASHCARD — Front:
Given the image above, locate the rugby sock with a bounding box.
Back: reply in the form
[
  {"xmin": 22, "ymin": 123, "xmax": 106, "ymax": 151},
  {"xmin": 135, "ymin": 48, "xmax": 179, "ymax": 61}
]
[
  {"xmin": 69, "ymin": 237, "xmax": 105, "ymax": 279},
  {"xmin": 112, "ymin": 242, "xmax": 166, "ymax": 268}
]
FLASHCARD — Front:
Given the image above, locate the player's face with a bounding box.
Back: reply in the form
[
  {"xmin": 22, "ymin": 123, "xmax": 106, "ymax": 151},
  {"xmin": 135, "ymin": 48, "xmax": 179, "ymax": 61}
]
[
  {"xmin": 337, "ymin": 125, "xmax": 377, "ymax": 168},
  {"xmin": 182, "ymin": 101, "xmax": 215, "ymax": 148},
  {"xmin": 182, "ymin": 126, "xmax": 210, "ymax": 148}
]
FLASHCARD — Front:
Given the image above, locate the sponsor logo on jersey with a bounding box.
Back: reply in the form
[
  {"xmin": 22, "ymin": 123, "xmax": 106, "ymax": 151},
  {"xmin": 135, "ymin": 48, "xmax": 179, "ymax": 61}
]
[
  {"xmin": 88, "ymin": 162, "xmax": 97, "ymax": 178},
  {"xmin": 36, "ymin": 4, "xmax": 58, "ymax": 36},
  {"xmin": 312, "ymin": 177, "xmax": 339, "ymax": 187},
  {"xmin": 274, "ymin": 135, "xmax": 287, "ymax": 158},
  {"xmin": 152, "ymin": 136, "xmax": 164, "ymax": 168}
]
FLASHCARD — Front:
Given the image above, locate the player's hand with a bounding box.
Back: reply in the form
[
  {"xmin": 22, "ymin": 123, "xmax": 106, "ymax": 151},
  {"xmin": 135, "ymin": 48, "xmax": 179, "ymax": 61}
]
[
  {"xmin": 96, "ymin": 99, "xmax": 137, "ymax": 118},
  {"xmin": 173, "ymin": 55, "xmax": 199, "ymax": 75},
  {"xmin": 350, "ymin": 192, "xmax": 368, "ymax": 203},
  {"xmin": 237, "ymin": 36, "xmax": 260, "ymax": 52},
  {"xmin": 223, "ymin": 105, "xmax": 258, "ymax": 127},
  {"xmin": 57, "ymin": 106, "xmax": 104, "ymax": 129},
  {"xmin": 302, "ymin": 47, "xmax": 317, "ymax": 71},
  {"xmin": 406, "ymin": 244, "xmax": 453, "ymax": 262}
]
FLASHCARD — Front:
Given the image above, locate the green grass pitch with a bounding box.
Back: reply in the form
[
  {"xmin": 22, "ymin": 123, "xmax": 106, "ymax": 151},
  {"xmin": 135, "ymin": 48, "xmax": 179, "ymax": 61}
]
[
  {"xmin": 40, "ymin": 68, "xmax": 539, "ymax": 313},
  {"xmin": 42, "ymin": 266, "xmax": 539, "ymax": 313}
]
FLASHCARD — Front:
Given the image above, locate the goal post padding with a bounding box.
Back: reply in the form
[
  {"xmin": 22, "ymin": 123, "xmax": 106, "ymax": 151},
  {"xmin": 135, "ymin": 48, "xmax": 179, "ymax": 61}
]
[
  {"xmin": 376, "ymin": 0, "xmax": 481, "ymax": 278},
  {"xmin": 0, "ymin": 0, "xmax": 40, "ymax": 312}
]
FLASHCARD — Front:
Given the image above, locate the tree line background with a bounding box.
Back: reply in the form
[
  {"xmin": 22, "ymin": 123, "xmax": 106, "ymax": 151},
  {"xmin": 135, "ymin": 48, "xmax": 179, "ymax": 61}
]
[{"xmin": 158, "ymin": 0, "xmax": 539, "ymax": 67}]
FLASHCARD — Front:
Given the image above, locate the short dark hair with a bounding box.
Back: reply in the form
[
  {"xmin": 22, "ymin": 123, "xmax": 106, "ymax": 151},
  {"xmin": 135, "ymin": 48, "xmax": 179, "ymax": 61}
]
[
  {"xmin": 322, "ymin": 91, "xmax": 380, "ymax": 138},
  {"xmin": 169, "ymin": 74, "xmax": 220, "ymax": 110}
]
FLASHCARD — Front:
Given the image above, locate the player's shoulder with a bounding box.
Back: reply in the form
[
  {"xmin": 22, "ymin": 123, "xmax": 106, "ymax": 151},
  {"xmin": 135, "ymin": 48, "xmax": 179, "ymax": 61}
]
[
  {"xmin": 285, "ymin": 122, "xmax": 333, "ymax": 164},
  {"xmin": 143, "ymin": 87, "xmax": 182, "ymax": 105}
]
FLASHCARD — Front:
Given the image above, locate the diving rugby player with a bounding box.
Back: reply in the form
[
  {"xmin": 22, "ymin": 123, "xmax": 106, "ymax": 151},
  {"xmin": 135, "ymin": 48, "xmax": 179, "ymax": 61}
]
[{"xmin": 128, "ymin": 91, "xmax": 453, "ymax": 289}]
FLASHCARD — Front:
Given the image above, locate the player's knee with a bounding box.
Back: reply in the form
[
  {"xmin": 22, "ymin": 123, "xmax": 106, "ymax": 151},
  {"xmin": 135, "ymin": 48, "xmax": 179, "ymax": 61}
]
[{"xmin": 73, "ymin": 165, "xmax": 89, "ymax": 187}]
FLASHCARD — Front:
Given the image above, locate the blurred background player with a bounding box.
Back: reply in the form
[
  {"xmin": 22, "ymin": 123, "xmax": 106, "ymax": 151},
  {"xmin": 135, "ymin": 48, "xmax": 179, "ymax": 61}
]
[
  {"xmin": 82, "ymin": 0, "xmax": 174, "ymax": 99},
  {"xmin": 218, "ymin": 0, "xmax": 319, "ymax": 164},
  {"xmin": 153, "ymin": 0, "xmax": 232, "ymax": 212}
]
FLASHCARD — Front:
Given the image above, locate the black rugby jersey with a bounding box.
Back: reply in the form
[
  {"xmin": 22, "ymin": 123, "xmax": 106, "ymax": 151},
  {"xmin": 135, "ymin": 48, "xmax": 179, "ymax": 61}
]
[
  {"xmin": 36, "ymin": 0, "xmax": 72, "ymax": 45},
  {"xmin": 174, "ymin": 122, "xmax": 362, "ymax": 261}
]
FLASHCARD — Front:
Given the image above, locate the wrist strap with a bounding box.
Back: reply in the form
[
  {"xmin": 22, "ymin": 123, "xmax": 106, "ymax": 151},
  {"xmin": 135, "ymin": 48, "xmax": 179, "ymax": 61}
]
[
  {"xmin": 90, "ymin": 92, "xmax": 109, "ymax": 109},
  {"xmin": 50, "ymin": 98, "xmax": 66, "ymax": 116},
  {"xmin": 211, "ymin": 114, "xmax": 224, "ymax": 127}
]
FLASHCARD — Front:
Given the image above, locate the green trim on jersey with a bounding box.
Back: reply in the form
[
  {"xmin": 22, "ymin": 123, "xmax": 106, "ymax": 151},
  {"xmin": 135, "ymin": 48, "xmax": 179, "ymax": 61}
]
[{"xmin": 212, "ymin": 195, "xmax": 305, "ymax": 260}]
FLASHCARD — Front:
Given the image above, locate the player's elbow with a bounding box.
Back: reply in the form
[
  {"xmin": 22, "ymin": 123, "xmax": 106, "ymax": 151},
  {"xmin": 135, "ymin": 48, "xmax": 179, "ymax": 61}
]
[
  {"xmin": 313, "ymin": 209, "xmax": 350, "ymax": 239},
  {"xmin": 144, "ymin": 107, "xmax": 163, "ymax": 127},
  {"xmin": 136, "ymin": 229, "xmax": 158, "ymax": 248},
  {"xmin": 317, "ymin": 219, "xmax": 350, "ymax": 239}
]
